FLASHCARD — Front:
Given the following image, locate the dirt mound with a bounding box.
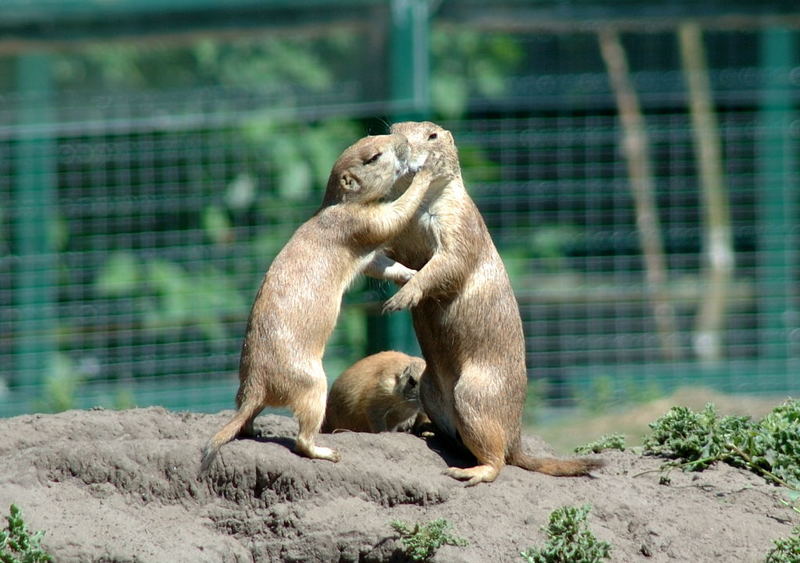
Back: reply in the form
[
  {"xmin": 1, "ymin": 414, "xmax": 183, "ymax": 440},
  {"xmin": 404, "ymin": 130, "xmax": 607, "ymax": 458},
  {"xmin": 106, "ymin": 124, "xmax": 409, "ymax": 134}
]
[{"xmin": 0, "ymin": 407, "xmax": 795, "ymax": 561}]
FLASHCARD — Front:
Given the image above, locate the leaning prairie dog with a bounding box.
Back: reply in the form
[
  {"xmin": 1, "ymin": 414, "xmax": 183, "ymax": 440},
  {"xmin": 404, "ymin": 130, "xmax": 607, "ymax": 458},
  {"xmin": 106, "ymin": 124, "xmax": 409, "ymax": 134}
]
[
  {"xmin": 383, "ymin": 121, "xmax": 604, "ymax": 485},
  {"xmin": 201, "ymin": 132, "xmax": 441, "ymax": 471},
  {"xmin": 322, "ymin": 351, "xmax": 426, "ymax": 433}
]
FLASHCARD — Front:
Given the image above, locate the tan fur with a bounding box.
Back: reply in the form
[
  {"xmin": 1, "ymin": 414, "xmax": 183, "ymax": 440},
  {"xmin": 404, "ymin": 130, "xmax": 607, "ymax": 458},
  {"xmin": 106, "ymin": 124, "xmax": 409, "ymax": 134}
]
[
  {"xmin": 201, "ymin": 133, "xmax": 439, "ymax": 472},
  {"xmin": 321, "ymin": 351, "xmax": 426, "ymax": 433},
  {"xmin": 383, "ymin": 121, "xmax": 604, "ymax": 485}
]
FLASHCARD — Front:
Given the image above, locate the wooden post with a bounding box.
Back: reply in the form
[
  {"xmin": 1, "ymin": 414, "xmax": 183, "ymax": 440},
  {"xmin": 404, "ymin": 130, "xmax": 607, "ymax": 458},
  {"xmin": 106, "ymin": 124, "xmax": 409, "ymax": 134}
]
[
  {"xmin": 678, "ymin": 22, "xmax": 734, "ymax": 364},
  {"xmin": 598, "ymin": 28, "xmax": 681, "ymax": 361}
]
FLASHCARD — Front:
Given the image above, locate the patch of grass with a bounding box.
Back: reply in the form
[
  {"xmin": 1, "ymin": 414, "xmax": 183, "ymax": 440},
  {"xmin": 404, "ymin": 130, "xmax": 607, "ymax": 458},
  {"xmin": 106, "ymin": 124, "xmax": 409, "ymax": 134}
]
[
  {"xmin": 0, "ymin": 504, "xmax": 52, "ymax": 563},
  {"xmin": 766, "ymin": 525, "xmax": 800, "ymax": 563},
  {"xmin": 574, "ymin": 434, "xmax": 626, "ymax": 454},
  {"xmin": 520, "ymin": 505, "xmax": 611, "ymax": 563},
  {"xmin": 390, "ymin": 518, "xmax": 468, "ymax": 561},
  {"xmin": 642, "ymin": 400, "xmax": 800, "ymax": 489}
]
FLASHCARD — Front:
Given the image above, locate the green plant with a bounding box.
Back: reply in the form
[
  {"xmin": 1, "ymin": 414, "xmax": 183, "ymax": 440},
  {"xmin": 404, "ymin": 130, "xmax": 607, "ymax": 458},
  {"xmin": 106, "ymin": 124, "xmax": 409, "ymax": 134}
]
[
  {"xmin": 766, "ymin": 525, "xmax": 800, "ymax": 562},
  {"xmin": 642, "ymin": 400, "xmax": 800, "ymax": 489},
  {"xmin": 520, "ymin": 505, "xmax": 611, "ymax": 563},
  {"xmin": 33, "ymin": 354, "xmax": 84, "ymax": 413},
  {"xmin": 0, "ymin": 504, "xmax": 52, "ymax": 563},
  {"xmin": 95, "ymin": 252, "xmax": 247, "ymax": 344},
  {"xmin": 574, "ymin": 434, "xmax": 626, "ymax": 455},
  {"xmin": 431, "ymin": 29, "xmax": 523, "ymax": 119},
  {"xmin": 390, "ymin": 518, "xmax": 468, "ymax": 561}
]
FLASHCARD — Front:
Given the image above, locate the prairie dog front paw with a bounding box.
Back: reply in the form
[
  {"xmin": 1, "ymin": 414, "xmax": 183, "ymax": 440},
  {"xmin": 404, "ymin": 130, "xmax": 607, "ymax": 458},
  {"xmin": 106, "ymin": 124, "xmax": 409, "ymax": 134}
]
[{"xmin": 383, "ymin": 283, "xmax": 423, "ymax": 313}]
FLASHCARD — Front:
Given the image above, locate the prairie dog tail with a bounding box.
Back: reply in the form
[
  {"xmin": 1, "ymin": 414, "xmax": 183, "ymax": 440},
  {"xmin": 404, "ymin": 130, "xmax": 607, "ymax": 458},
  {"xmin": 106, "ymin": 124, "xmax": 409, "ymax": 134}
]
[
  {"xmin": 200, "ymin": 400, "xmax": 261, "ymax": 473},
  {"xmin": 509, "ymin": 450, "xmax": 604, "ymax": 477}
]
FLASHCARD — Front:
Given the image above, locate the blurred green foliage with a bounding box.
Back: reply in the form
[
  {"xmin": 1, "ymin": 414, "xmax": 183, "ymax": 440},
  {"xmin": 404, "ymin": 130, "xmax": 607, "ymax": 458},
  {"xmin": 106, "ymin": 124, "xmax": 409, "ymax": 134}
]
[
  {"xmin": 95, "ymin": 252, "xmax": 246, "ymax": 343},
  {"xmin": 577, "ymin": 375, "xmax": 663, "ymax": 414},
  {"xmin": 53, "ymin": 32, "xmax": 358, "ymax": 93},
  {"xmin": 431, "ymin": 29, "xmax": 523, "ymax": 118},
  {"xmin": 33, "ymin": 354, "xmax": 83, "ymax": 413},
  {"xmin": 10, "ymin": 27, "xmax": 523, "ymax": 391}
]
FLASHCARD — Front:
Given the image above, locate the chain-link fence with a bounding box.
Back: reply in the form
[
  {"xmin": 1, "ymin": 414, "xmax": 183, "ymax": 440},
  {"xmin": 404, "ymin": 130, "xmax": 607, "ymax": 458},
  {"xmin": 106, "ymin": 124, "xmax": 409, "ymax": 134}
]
[{"xmin": 1, "ymin": 1, "xmax": 798, "ymax": 417}]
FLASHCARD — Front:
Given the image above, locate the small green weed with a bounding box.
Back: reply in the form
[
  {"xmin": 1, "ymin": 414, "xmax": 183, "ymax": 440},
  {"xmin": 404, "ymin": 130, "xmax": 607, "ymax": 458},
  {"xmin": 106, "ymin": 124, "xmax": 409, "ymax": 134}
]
[
  {"xmin": 520, "ymin": 505, "xmax": 611, "ymax": 563},
  {"xmin": 0, "ymin": 504, "xmax": 52, "ymax": 563},
  {"xmin": 390, "ymin": 518, "xmax": 468, "ymax": 561},
  {"xmin": 574, "ymin": 434, "xmax": 626, "ymax": 454},
  {"xmin": 642, "ymin": 400, "xmax": 800, "ymax": 489},
  {"xmin": 765, "ymin": 525, "xmax": 800, "ymax": 563}
]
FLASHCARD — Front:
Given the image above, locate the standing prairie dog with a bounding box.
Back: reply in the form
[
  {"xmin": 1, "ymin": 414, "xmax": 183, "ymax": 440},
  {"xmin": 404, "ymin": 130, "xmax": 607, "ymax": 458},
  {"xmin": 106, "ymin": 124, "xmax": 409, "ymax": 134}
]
[
  {"xmin": 383, "ymin": 121, "xmax": 603, "ymax": 485},
  {"xmin": 322, "ymin": 351, "xmax": 426, "ymax": 433},
  {"xmin": 201, "ymin": 133, "xmax": 440, "ymax": 471}
]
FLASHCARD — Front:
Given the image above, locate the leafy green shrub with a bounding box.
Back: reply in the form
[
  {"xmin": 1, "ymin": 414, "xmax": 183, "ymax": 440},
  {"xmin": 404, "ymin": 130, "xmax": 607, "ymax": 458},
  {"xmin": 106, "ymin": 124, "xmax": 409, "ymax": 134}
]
[
  {"xmin": 574, "ymin": 434, "xmax": 626, "ymax": 454},
  {"xmin": 390, "ymin": 518, "xmax": 468, "ymax": 561},
  {"xmin": 642, "ymin": 400, "xmax": 800, "ymax": 488},
  {"xmin": 520, "ymin": 505, "xmax": 611, "ymax": 563},
  {"xmin": 766, "ymin": 525, "xmax": 800, "ymax": 563},
  {"xmin": 0, "ymin": 504, "xmax": 52, "ymax": 563}
]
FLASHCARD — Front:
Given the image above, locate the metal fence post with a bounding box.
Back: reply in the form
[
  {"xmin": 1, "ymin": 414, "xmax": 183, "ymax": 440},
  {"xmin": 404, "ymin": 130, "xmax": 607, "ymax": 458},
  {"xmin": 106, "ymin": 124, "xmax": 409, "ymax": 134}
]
[
  {"xmin": 757, "ymin": 28, "xmax": 797, "ymax": 379},
  {"xmin": 365, "ymin": 0, "xmax": 431, "ymax": 356},
  {"xmin": 12, "ymin": 53, "xmax": 57, "ymax": 389}
]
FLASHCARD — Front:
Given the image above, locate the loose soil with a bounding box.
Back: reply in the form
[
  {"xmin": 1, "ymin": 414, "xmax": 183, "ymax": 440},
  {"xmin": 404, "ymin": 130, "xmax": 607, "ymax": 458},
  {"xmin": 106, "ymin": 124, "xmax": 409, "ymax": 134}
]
[{"xmin": 0, "ymin": 406, "xmax": 796, "ymax": 562}]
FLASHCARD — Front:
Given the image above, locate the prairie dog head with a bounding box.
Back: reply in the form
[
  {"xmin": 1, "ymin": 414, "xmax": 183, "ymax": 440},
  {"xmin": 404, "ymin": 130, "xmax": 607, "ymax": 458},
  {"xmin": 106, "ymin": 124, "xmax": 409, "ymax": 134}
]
[
  {"xmin": 389, "ymin": 121, "xmax": 458, "ymax": 173},
  {"xmin": 395, "ymin": 357, "xmax": 425, "ymax": 406},
  {"xmin": 321, "ymin": 133, "xmax": 410, "ymax": 207}
]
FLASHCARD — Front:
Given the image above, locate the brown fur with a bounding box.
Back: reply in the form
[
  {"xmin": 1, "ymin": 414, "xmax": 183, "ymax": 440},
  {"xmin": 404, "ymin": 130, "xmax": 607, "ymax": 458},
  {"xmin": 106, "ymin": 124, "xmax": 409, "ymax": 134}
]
[
  {"xmin": 201, "ymin": 133, "xmax": 438, "ymax": 472},
  {"xmin": 321, "ymin": 351, "xmax": 426, "ymax": 433},
  {"xmin": 383, "ymin": 121, "xmax": 604, "ymax": 485}
]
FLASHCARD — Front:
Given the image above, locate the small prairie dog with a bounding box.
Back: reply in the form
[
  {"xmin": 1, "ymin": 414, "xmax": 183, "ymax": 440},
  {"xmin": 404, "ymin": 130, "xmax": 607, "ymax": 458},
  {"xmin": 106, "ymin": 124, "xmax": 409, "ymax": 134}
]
[
  {"xmin": 383, "ymin": 121, "xmax": 603, "ymax": 485},
  {"xmin": 201, "ymin": 133, "xmax": 439, "ymax": 471},
  {"xmin": 322, "ymin": 351, "xmax": 426, "ymax": 433}
]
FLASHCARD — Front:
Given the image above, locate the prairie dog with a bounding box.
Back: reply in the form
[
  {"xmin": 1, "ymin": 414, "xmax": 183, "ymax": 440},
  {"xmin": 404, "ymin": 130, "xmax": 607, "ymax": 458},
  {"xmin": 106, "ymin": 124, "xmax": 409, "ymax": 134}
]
[
  {"xmin": 201, "ymin": 133, "xmax": 439, "ymax": 471},
  {"xmin": 383, "ymin": 121, "xmax": 603, "ymax": 485},
  {"xmin": 322, "ymin": 351, "xmax": 425, "ymax": 433}
]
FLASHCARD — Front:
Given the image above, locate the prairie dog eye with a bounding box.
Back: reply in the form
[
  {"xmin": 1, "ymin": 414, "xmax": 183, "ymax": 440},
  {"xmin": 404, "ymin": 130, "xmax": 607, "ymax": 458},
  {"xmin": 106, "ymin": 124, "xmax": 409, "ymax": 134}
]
[
  {"xmin": 364, "ymin": 152, "xmax": 382, "ymax": 164},
  {"xmin": 427, "ymin": 132, "xmax": 438, "ymax": 140}
]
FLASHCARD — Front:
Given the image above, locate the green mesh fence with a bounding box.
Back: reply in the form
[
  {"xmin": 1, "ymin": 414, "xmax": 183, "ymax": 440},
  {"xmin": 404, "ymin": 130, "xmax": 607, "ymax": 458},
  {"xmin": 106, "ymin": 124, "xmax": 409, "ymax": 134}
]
[{"xmin": 1, "ymin": 2, "xmax": 798, "ymax": 417}]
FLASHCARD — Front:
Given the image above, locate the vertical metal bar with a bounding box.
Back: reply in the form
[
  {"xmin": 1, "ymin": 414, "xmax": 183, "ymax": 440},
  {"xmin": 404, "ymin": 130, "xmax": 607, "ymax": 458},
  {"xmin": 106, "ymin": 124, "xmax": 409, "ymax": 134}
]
[
  {"xmin": 757, "ymin": 29, "xmax": 797, "ymax": 380},
  {"xmin": 365, "ymin": 0, "xmax": 431, "ymax": 355},
  {"xmin": 12, "ymin": 53, "xmax": 57, "ymax": 389},
  {"xmin": 390, "ymin": 0, "xmax": 431, "ymax": 120}
]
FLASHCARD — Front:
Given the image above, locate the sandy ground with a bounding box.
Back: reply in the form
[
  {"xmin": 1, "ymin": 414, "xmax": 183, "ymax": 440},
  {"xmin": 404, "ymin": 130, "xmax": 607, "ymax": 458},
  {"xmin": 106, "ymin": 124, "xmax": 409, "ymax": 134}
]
[{"xmin": 1, "ymin": 406, "xmax": 797, "ymax": 562}]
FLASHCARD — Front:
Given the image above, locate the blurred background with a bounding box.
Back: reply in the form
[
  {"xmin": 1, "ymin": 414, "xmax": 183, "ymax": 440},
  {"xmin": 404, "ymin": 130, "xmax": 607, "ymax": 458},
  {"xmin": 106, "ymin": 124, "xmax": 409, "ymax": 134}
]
[{"xmin": 1, "ymin": 1, "xmax": 798, "ymax": 445}]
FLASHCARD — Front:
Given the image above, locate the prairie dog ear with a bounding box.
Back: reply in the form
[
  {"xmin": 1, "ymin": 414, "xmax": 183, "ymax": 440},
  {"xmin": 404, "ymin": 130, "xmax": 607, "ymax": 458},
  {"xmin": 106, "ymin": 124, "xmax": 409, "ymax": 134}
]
[
  {"xmin": 400, "ymin": 365, "xmax": 417, "ymax": 384},
  {"xmin": 339, "ymin": 171, "xmax": 360, "ymax": 194}
]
